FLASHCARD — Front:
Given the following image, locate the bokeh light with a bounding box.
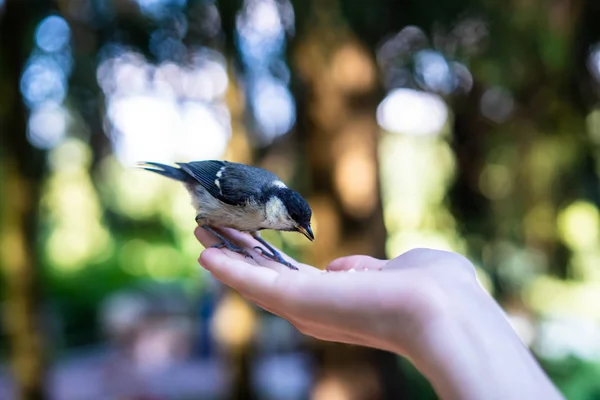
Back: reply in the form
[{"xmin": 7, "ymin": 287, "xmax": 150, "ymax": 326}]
[
  {"xmin": 236, "ymin": 0, "xmax": 296, "ymax": 144},
  {"xmin": 558, "ymin": 201, "xmax": 600, "ymax": 251},
  {"xmin": 136, "ymin": 0, "xmax": 187, "ymax": 18},
  {"xmin": 587, "ymin": 45, "xmax": 600, "ymax": 83},
  {"xmin": 35, "ymin": 15, "xmax": 71, "ymax": 53},
  {"xmin": 20, "ymin": 55, "xmax": 68, "ymax": 108},
  {"xmin": 414, "ymin": 50, "xmax": 455, "ymax": 94},
  {"xmin": 251, "ymin": 76, "xmax": 296, "ymax": 140},
  {"xmin": 44, "ymin": 139, "xmax": 113, "ymax": 272},
  {"xmin": 376, "ymin": 88, "xmax": 448, "ymax": 135},
  {"xmin": 27, "ymin": 102, "xmax": 69, "ymax": 150},
  {"xmin": 97, "ymin": 45, "xmax": 232, "ymax": 165},
  {"xmin": 480, "ymin": 87, "xmax": 515, "ymax": 123}
]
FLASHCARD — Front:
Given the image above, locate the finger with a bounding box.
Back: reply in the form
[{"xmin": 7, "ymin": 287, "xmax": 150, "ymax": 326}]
[
  {"xmin": 274, "ymin": 269, "xmax": 419, "ymax": 330},
  {"xmin": 195, "ymin": 225, "xmax": 285, "ymax": 271},
  {"xmin": 195, "ymin": 225, "xmax": 291, "ymax": 270},
  {"xmin": 326, "ymin": 255, "xmax": 387, "ymax": 272},
  {"xmin": 194, "ymin": 225, "xmax": 260, "ymax": 266},
  {"xmin": 249, "ymin": 231, "xmax": 299, "ymax": 264},
  {"xmin": 215, "ymin": 228, "xmax": 319, "ymax": 275},
  {"xmin": 199, "ymin": 248, "xmax": 290, "ymax": 301},
  {"xmin": 194, "ymin": 225, "xmax": 219, "ymax": 248},
  {"xmin": 386, "ymin": 248, "xmax": 464, "ymax": 270}
]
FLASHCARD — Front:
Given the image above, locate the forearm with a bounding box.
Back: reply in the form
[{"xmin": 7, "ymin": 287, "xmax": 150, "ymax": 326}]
[{"xmin": 406, "ymin": 286, "xmax": 564, "ymax": 400}]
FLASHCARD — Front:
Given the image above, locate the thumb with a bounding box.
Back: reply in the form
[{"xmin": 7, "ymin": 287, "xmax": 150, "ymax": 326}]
[{"xmin": 326, "ymin": 255, "xmax": 387, "ymax": 272}]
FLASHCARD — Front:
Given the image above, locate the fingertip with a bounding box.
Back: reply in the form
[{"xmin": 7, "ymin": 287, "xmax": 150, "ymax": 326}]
[
  {"xmin": 199, "ymin": 248, "xmax": 226, "ymax": 269},
  {"xmin": 327, "ymin": 256, "xmax": 352, "ymax": 270},
  {"xmin": 327, "ymin": 255, "xmax": 387, "ymax": 271},
  {"xmin": 202, "ymin": 253, "xmax": 280, "ymax": 299},
  {"xmin": 194, "ymin": 225, "xmax": 210, "ymax": 241}
]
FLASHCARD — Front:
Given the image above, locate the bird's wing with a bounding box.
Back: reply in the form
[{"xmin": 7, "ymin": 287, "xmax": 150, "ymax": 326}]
[{"xmin": 177, "ymin": 160, "xmax": 278, "ymax": 206}]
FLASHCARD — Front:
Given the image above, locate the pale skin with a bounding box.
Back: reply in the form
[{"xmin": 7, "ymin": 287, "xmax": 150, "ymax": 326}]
[{"xmin": 195, "ymin": 226, "xmax": 565, "ymax": 400}]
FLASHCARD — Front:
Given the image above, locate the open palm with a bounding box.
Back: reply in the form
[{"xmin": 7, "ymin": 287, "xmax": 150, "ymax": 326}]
[{"xmin": 194, "ymin": 226, "xmax": 477, "ymax": 356}]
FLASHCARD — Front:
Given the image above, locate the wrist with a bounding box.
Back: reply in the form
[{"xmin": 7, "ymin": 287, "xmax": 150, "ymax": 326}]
[{"xmin": 403, "ymin": 281, "xmax": 563, "ymax": 400}]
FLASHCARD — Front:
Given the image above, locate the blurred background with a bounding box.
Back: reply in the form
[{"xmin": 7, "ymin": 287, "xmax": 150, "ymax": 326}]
[{"xmin": 1, "ymin": 0, "xmax": 600, "ymax": 398}]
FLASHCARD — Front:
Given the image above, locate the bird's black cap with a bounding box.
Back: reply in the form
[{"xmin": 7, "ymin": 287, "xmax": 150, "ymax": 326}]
[{"xmin": 272, "ymin": 188, "xmax": 314, "ymax": 240}]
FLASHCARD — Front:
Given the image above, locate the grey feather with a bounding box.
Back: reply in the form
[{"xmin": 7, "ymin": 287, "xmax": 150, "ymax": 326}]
[
  {"xmin": 138, "ymin": 162, "xmax": 191, "ymax": 182},
  {"xmin": 138, "ymin": 160, "xmax": 305, "ymax": 234},
  {"xmin": 187, "ymin": 182, "xmax": 270, "ymax": 231},
  {"xmin": 177, "ymin": 160, "xmax": 280, "ymax": 207}
]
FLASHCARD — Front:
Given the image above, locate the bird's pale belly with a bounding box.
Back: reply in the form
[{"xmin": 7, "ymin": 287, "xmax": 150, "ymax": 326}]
[{"xmin": 186, "ymin": 183, "xmax": 267, "ymax": 232}]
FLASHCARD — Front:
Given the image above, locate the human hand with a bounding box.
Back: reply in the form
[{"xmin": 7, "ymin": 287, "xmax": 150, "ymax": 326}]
[
  {"xmin": 194, "ymin": 226, "xmax": 478, "ymax": 358},
  {"xmin": 195, "ymin": 227, "xmax": 564, "ymax": 400}
]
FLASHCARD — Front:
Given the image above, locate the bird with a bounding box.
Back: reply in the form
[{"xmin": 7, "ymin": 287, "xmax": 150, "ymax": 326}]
[{"xmin": 137, "ymin": 160, "xmax": 314, "ymax": 270}]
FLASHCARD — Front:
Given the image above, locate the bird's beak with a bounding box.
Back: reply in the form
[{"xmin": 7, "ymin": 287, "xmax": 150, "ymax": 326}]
[{"xmin": 297, "ymin": 225, "xmax": 314, "ymax": 242}]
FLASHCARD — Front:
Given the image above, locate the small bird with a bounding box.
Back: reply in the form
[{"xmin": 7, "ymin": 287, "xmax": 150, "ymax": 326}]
[{"xmin": 138, "ymin": 160, "xmax": 314, "ymax": 270}]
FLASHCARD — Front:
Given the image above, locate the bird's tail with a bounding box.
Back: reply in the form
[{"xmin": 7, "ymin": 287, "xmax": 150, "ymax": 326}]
[{"xmin": 137, "ymin": 161, "xmax": 190, "ymax": 182}]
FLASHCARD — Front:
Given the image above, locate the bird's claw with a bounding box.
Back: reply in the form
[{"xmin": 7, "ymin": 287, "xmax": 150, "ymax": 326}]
[
  {"xmin": 211, "ymin": 242, "xmax": 254, "ymax": 260},
  {"xmin": 253, "ymin": 246, "xmax": 269, "ymax": 256},
  {"xmin": 253, "ymin": 246, "xmax": 298, "ymax": 270}
]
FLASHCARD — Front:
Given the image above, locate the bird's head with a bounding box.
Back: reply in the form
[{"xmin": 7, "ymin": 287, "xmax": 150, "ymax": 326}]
[{"xmin": 263, "ymin": 187, "xmax": 314, "ymax": 241}]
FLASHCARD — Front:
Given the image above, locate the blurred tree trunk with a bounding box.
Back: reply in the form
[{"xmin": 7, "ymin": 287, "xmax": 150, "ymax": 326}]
[
  {"xmin": 289, "ymin": 2, "xmax": 408, "ymax": 398},
  {"xmin": 292, "ymin": 7, "xmax": 386, "ymax": 268},
  {"xmin": 0, "ymin": 1, "xmax": 50, "ymax": 399}
]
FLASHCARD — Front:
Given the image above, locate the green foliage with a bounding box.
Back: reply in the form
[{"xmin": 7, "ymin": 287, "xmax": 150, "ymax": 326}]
[{"xmin": 542, "ymin": 357, "xmax": 600, "ymax": 400}]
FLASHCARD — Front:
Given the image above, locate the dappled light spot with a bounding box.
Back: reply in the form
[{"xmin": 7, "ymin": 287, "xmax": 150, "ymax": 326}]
[
  {"xmin": 570, "ymin": 251, "xmax": 600, "ymax": 282},
  {"xmin": 109, "ymin": 95, "xmax": 230, "ymax": 165},
  {"xmin": 211, "ymin": 293, "xmax": 257, "ymax": 350},
  {"xmin": 506, "ymin": 312, "xmax": 536, "ymax": 347},
  {"xmin": 35, "ymin": 15, "xmax": 71, "ymax": 53},
  {"xmin": 135, "ymin": 0, "xmax": 187, "ymax": 19},
  {"xmin": 585, "ymin": 108, "xmax": 600, "ymax": 144},
  {"xmin": 251, "ymin": 76, "xmax": 296, "ymax": 141},
  {"xmin": 20, "ymin": 55, "xmax": 68, "ymax": 108},
  {"xmin": 526, "ymin": 277, "xmax": 600, "ymax": 323},
  {"xmin": 587, "ymin": 45, "xmax": 600, "ymax": 84},
  {"xmin": 311, "ymin": 375, "xmax": 350, "ymax": 400},
  {"xmin": 236, "ymin": 0, "xmax": 287, "ymax": 60},
  {"xmin": 376, "ymin": 23, "xmax": 478, "ymax": 94},
  {"xmin": 535, "ymin": 316, "xmax": 600, "ymax": 361},
  {"xmin": 480, "ymin": 87, "xmax": 514, "ymax": 123},
  {"xmin": 335, "ymin": 149, "xmax": 377, "ymax": 215},
  {"xmin": 119, "ymin": 239, "xmax": 153, "ymax": 276},
  {"xmin": 414, "ymin": 50, "xmax": 455, "ymax": 94},
  {"xmin": 524, "ymin": 202, "xmax": 556, "ymax": 243},
  {"xmin": 377, "ymin": 26, "xmax": 428, "ymax": 73},
  {"xmin": 307, "ymin": 196, "xmax": 341, "ymax": 257},
  {"xmin": 27, "ymin": 102, "xmax": 68, "ymax": 150},
  {"xmin": 386, "ymin": 230, "xmax": 458, "ymax": 259},
  {"xmin": 145, "ymin": 244, "xmax": 184, "ymax": 280},
  {"xmin": 333, "ymin": 132, "xmax": 378, "ymax": 218},
  {"xmin": 376, "ymin": 88, "xmax": 448, "ymax": 136},
  {"xmin": 557, "ymin": 201, "xmax": 600, "ymax": 251},
  {"xmin": 44, "ymin": 140, "xmax": 112, "ymax": 272},
  {"xmin": 378, "ymin": 130, "xmax": 462, "ymax": 258},
  {"xmin": 478, "ymin": 164, "xmax": 513, "ymax": 200},
  {"xmin": 48, "ymin": 137, "xmax": 92, "ymax": 172},
  {"xmin": 97, "ymin": 46, "xmax": 231, "ymax": 165},
  {"xmin": 330, "ymin": 43, "xmax": 376, "ymax": 94},
  {"xmin": 236, "ymin": 0, "xmax": 295, "ymax": 144}
]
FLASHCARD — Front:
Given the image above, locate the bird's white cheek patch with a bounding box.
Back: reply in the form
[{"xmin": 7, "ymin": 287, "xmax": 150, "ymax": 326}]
[
  {"xmin": 265, "ymin": 197, "xmax": 290, "ymax": 227},
  {"xmin": 272, "ymin": 180, "xmax": 287, "ymax": 188}
]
